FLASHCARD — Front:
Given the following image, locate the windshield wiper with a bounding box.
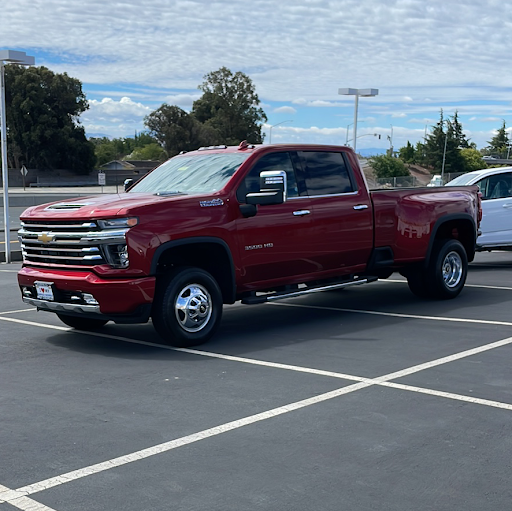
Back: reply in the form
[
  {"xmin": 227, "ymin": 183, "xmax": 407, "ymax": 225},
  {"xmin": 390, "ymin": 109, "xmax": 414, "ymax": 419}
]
[{"xmin": 155, "ymin": 191, "xmax": 188, "ymax": 196}]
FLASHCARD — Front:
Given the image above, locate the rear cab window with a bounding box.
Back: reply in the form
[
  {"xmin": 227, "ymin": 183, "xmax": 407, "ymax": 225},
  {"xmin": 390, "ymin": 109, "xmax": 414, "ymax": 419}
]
[{"xmin": 297, "ymin": 151, "xmax": 356, "ymax": 196}]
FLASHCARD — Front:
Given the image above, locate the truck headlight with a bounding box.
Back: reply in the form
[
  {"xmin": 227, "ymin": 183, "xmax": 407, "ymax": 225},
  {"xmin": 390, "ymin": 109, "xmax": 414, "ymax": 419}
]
[
  {"xmin": 104, "ymin": 243, "xmax": 130, "ymax": 269},
  {"xmin": 97, "ymin": 217, "xmax": 138, "ymax": 229}
]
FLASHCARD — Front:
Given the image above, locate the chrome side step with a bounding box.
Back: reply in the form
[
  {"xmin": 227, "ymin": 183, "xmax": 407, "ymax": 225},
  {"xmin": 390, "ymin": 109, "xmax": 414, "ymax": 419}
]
[{"xmin": 241, "ymin": 276, "xmax": 378, "ymax": 305}]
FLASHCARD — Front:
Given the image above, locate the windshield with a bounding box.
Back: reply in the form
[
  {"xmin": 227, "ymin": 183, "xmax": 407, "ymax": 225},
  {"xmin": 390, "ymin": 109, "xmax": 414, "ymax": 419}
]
[
  {"xmin": 445, "ymin": 173, "xmax": 478, "ymax": 186},
  {"xmin": 129, "ymin": 153, "xmax": 250, "ymax": 195}
]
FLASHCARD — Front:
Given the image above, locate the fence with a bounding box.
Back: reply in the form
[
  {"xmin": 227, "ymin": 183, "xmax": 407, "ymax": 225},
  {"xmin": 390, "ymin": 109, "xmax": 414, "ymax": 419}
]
[
  {"xmin": 369, "ymin": 172, "xmax": 467, "ymax": 189},
  {"xmin": 370, "ymin": 176, "xmax": 420, "ymax": 189},
  {"xmin": 1, "ymin": 167, "xmax": 153, "ymax": 188}
]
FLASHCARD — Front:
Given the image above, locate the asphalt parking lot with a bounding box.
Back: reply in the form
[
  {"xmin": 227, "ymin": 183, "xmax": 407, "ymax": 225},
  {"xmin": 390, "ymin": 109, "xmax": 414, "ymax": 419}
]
[{"xmin": 1, "ymin": 252, "xmax": 511, "ymax": 511}]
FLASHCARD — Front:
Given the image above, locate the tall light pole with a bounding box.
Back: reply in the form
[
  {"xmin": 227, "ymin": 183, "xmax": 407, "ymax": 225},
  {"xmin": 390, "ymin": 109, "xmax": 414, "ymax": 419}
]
[
  {"xmin": 269, "ymin": 120, "xmax": 292, "ymax": 144},
  {"xmin": 441, "ymin": 120, "xmax": 450, "ymax": 184},
  {"xmin": 338, "ymin": 88, "xmax": 378, "ymax": 154},
  {"xmin": 345, "ymin": 120, "xmax": 365, "ymax": 145},
  {"xmin": 0, "ymin": 50, "xmax": 35, "ymax": 263}
]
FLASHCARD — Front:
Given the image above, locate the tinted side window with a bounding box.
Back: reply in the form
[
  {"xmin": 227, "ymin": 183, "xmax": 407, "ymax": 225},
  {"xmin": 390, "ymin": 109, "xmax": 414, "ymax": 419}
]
[
  {"xmin": 299, "ymin": 151, "xmax": 354, "ymax": 196},
  {"xmin": 477, "ymin": 172, "xmax": 512, "ymax": 200},
  {"xmin": 236, "ymin": 152, "xmax": 299, "ymax": 202}
]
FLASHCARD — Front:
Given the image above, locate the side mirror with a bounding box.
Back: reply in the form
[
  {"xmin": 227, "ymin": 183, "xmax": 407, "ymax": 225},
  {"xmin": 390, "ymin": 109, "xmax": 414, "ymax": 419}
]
[
  {"xmin": 245, "ymin": 170, "xmax": 286, "ymax": 206},
  {"xmin": 124, "ymin": 178, "xmax": 134, "ymax": 192}
]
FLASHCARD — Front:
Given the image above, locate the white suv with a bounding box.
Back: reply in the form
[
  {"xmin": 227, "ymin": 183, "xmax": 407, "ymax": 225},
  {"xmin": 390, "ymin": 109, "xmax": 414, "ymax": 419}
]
[{"xmin": 447, "ymin": 167, "xmax": 512, "ymax": 251}]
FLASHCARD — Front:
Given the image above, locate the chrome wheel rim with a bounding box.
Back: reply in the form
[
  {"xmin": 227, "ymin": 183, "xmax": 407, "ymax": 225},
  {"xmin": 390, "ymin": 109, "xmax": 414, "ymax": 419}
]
[
  {"xmin": 442, "ymin": 250, "xmax": 463, "ymax": 288},
  {"xmin": 175, "ymin": 284, "xmax": 212, "ymax": 333}
]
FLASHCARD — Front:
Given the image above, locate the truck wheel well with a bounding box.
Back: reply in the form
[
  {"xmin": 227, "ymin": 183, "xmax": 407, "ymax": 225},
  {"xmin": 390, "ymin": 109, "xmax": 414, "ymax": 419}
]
[
  {"xmin": 155, "ymin": 243, "xmax": 235, "ymax": 304},
  {"xmin": 434, "ymin": 219, "xmax": 476, "ymax": 261}
]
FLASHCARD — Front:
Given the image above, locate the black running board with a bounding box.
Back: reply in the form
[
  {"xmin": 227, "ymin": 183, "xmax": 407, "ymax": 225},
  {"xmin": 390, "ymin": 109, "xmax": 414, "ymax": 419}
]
[{"xmin": 241, "ymin": 276, "xmax": 378, "ymax": 305}]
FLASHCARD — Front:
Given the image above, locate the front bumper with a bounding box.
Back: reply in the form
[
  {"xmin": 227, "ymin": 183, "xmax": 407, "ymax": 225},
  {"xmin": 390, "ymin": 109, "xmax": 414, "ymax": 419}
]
[{"xmin": 18, "ymin": 267, "xmax": 156, "ymax": 323}]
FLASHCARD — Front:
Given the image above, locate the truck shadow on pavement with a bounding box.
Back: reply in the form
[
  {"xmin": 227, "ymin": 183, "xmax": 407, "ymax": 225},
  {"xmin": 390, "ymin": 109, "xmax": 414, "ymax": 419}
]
[{"xmin": 43, "ymin": 280, "xmax": 509, "ymax": 360}]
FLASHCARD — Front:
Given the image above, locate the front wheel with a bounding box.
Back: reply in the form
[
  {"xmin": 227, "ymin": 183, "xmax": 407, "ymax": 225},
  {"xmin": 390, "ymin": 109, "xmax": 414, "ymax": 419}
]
[
  {"xmin": 152, "ymin": 267, "xmax": 223, "ymax": 348},
  {"xmin": 57, "ymin": 314, "xmax": 108, "ymax": 330}
]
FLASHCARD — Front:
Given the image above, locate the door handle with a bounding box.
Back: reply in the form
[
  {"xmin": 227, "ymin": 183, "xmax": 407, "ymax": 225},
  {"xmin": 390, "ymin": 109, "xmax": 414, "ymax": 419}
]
[
  {"xmin": 353, "ymin": 204, "xmax": 369, "ymax": 210},
  {"xmin": 503, "ymin": 203, "xmax": 512, "ymax": 208},
  {"xmin": 293, "ymin": 210, "xmax": 311, "ymax": 216}
]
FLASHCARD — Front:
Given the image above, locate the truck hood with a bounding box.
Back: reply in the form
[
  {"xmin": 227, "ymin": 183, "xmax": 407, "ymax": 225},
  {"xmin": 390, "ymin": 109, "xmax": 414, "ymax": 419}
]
[{"xmin": 20, "ymin": 192, "xmax": 190, "ymax": 219}]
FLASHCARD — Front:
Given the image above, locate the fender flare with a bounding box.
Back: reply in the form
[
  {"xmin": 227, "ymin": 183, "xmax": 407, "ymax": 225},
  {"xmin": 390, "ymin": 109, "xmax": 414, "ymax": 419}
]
[
  {"xmin": 423, "ymin": 213, "xmax": 477, "ymax": 268},
  {"xmin": 150, "ymin": 236, "xmax": 237, "ymax": 303}
]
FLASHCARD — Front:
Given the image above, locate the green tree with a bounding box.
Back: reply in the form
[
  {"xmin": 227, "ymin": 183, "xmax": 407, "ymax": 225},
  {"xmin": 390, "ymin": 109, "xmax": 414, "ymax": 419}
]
[
  {"xmin": 368, "ymin": 155, "xmax": 410, "ymax": 178},
  {"xmin": 460, "ymin": 148, "xmax": 488, "ymax": 172},
  {"xmin": 451, "ymin": 111, "xmax": 470, "ymax": 149},
  {"xmin": 424, "ymin": 110, "xmax": 464, "ymax": 174},
  {"xmin": 486, "ymin": 120, "xmax": 509, "ymax": 157},
  {"xmin": 4, "ymin": 65, "xmax": 95, "ymax": 173},
  {"xmin": 144, "ymin": 104, "xmax": 219, "ymax": 157},
  {"xmin": 192, "ymin": 67, "xmax": 267, "ymax": 144},
  {"xmin": 399, "ymin": 141, "xmax": 416, "ymax": 163},
  {"xmin": 414, "ymin": 141, "xmax": 427, "ymax": 166},
  {"xmin": 90, "ymin": 133, "xmax": 164, "ymax": 165},
  {"xmin": 127, "ymin": 143, "xmax": 166, "ymax": 161}
]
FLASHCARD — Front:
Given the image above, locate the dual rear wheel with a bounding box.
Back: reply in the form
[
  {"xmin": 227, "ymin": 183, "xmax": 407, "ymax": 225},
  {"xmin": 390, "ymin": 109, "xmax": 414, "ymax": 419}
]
[{"xmin": 407, "ymin": 239, "xmax": 468, "ymax": 300}]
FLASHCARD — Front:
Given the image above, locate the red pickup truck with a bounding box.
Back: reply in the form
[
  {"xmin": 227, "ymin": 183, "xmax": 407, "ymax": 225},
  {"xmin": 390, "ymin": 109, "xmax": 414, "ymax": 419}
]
[{"xmin": 18, "ymin": 143, "xmax": 481, "ymax": 347}]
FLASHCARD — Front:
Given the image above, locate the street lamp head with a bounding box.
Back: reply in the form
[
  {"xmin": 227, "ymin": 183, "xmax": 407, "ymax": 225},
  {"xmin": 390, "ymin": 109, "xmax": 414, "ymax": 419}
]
[
  {"xmin": 338, "ymin": 88, "xmax": 379, "ymax": 97},
  {"xmin": 0, "ymin": 50, "xmax": 35, "ymax": 66}
]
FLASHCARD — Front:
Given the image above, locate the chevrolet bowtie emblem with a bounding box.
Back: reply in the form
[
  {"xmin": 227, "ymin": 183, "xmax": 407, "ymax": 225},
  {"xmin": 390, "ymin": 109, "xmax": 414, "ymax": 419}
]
[{"xmin": 38, "ymin": 232, "xmax": 54, "ymax": 243}]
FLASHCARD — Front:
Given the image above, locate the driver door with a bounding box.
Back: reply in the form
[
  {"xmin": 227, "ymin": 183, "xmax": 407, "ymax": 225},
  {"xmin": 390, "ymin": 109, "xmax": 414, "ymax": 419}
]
[{"xmin": 235, "ymin": 151, "xmax": 317, "ymax": 288}]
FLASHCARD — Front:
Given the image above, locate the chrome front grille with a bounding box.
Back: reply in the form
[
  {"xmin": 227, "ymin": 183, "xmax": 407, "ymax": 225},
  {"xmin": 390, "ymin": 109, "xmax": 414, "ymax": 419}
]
[{"xmin": 18, "ymin": 220, "xmax": 128, "ymax": 267}]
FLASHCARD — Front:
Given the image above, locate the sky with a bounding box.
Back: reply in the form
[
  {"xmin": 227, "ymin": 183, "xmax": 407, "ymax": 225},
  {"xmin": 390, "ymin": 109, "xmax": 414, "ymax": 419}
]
[{"xmin": 2, "ymin": 0, "xmax": 512, "ymax": 155}]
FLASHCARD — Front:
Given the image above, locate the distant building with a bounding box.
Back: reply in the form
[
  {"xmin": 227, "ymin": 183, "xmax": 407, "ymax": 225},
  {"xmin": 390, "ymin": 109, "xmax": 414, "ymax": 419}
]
[{"xmin": 99, "ymin": 160, "xmax": 161, "ymax": 185}]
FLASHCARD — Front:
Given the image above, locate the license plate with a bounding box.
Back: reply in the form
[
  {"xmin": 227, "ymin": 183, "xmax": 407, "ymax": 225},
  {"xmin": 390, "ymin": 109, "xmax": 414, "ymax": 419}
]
[{"xmin": 34, "ymin": 281, "xmax": 54, "ymax": 301}]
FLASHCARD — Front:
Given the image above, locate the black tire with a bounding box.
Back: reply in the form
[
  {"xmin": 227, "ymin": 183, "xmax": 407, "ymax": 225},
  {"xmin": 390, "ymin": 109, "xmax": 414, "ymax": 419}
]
[
  {"xmin": 406, "ymin": 270, "xmax": 432, "ymax": 298},
  {"xmin": 428, "ymin": 239, "xmax": 468, "ymax": 299},
  {"xmin": 152, "ymin": 267, "xmax": 223, "ymax": 348},
  {"xmin": 407, "ymin": 239, "xmax": 468, "ymax": 300},
  {"xmin": 57, "ymin": 314, "xmax": 108, "ymax": 330}
]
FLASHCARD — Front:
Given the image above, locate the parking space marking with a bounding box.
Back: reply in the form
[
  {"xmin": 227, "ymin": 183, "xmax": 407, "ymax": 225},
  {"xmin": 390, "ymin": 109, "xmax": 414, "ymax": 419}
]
[
  {"xmin": 0, "ymin": 309, "xmax": 35, "ymax": 315},
  {"xmin": 270, "ymin": 302, "xmax": 512, "ymax": 327},
  {"xmin": 385, "ymin": 279, "xmax": 512, "ymax": 291},
  {"xmin": 380, "ymin": 381, "xmax": 512, "ymax": 411},
  {"xmin": 0, "ymin": 484, "xmax": 58, "ymax": 511},
  {"xmin": 0, "ymin": 317, "xmax": 69, "ymax": 331},
  {"xmin": 176, "ymin": 347, "xmax": 367, "ymax": 383},
  {"xmin": 2, "ymin": 382, "xmax": 372, "ymax": 503},
  {"xmin": 2, "ymin": 304, "xmax": 512, "ymax": 508}
]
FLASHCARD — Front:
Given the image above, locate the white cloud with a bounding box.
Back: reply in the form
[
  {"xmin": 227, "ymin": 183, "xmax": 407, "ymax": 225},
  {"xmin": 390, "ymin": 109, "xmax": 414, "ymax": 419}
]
[
  {"xmin": 5, "ymin": 0, "xmax": 512, "ymax": 98},
  {"xmin": 87, "ymin": 97, "xmax": 151, "ymax": 120},
  {"xmin": 273, "ymin": 106, "xmax": 297, "ymax": 114},
  {"xmin": 163, "ymin": 94, "xmax": 201, "ymax": 109},
  {"xmin": 84, "ymin": 97, "xmax": 152, "ymax": 136},
  {"xmin": 2, "ymin": 0, "xmax": 512, "ymax": 148}
]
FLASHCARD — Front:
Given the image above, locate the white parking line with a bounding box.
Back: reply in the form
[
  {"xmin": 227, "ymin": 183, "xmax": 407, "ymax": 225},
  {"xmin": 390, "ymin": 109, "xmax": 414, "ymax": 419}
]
[
  {"xmin": 1, "ymin": 308, "xmax": 512, "ymax": 510},
  {"xmin": 3, "ymin": 381, "xmax": 372, "ymax": 503},
  {"xmin": 381, "ymin": 381, "xmax": 512, "ymax": 411},
  {"xmin": 384, "ymin": 278, "xmax": 512, "ymax": 291},
  {"xmin": 270, "ymin": 302, "xmax": 512, "ymax": 327},
  {"xmin": 0, "ymin": 308, "xmax": 36, "ymax": 315},
  {"xmin": 0, "ymin": 484, "xmax": 57, "ymax": 511}
]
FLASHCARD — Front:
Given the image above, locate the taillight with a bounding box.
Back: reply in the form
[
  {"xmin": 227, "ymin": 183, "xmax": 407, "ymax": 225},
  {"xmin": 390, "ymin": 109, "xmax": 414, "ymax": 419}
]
[{"xmin": 477, "ymin": 191, "xmax": 483, "ymax": 225}]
